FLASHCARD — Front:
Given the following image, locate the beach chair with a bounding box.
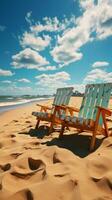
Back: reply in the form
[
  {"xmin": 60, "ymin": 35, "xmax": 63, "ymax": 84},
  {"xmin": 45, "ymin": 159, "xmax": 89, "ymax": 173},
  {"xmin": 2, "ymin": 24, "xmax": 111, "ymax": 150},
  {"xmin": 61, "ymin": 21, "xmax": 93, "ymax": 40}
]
[
  {"xmin": 32, "ymin": 87, "xmax": 73, "ymax": 132},
  {"xmin": 58, "ymin": 83, "xmax": 112, "ymax": 151}
]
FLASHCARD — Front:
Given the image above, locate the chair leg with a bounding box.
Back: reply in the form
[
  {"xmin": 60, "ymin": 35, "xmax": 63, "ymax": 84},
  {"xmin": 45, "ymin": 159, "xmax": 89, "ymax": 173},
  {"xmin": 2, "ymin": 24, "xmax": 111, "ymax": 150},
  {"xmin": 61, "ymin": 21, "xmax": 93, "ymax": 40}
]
[
  {"xmin": 35, "ymin": 119, "xmax": 40, "ymax": 129},
  {"xmin": 49, "ymin": 122, "xmax": 54, "ymax": 134},
  {"xmin": 90, "ymin": 108, "xmax": 101, "ymax": 151},
  {"xmin": 90, "ymin": 131, "xmax": 97, "ymax": 152},
  {"xmin": 59, "ymin": 123, "xmax": 65, "ymax": 139},
  {"xmin": 102, "ymin": 112, "xmax": 109, "ymax": 137}
]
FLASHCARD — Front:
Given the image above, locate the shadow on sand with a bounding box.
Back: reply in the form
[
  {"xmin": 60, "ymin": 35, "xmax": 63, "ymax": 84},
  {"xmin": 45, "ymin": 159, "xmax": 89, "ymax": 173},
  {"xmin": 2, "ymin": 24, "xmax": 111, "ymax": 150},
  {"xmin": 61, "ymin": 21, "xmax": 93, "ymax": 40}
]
[
  {"xmin": 42, "ymin": 134, "xmax": 104, "ymax": 158},
  {"xmin": 19, "ymin": 126, "xmax": 104, "ymax": 158}
]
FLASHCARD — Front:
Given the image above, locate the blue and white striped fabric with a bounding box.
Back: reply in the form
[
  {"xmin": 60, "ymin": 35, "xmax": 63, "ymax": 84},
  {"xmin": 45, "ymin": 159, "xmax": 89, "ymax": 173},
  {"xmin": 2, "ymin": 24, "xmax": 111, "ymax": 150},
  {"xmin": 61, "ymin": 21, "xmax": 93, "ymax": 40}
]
[
  {"xmin": 32, "ymin": 111, "xmax": 49, "ymax": 118},
  {"xmin": 60, "ymin": 114, "xmax": 88, "ymax": 125}
]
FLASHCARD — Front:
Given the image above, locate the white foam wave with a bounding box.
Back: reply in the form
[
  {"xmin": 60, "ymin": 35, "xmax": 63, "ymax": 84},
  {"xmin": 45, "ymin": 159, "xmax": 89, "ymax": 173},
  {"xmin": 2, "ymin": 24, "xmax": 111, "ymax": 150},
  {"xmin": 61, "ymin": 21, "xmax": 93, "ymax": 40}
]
[{"xmin": 0, "ymin": 97, "xmax": 50, "ymax": 107}]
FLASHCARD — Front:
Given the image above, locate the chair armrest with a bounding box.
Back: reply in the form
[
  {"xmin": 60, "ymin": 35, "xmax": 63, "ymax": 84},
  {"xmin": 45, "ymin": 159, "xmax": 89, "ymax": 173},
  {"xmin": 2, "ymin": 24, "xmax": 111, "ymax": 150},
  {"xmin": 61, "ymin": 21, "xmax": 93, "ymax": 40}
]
[
  {"xmin": 53, "ymin": 104, "xmax": 79, "ymax": 112},
  {"xmin": 53, "ymin": 105, "xmax": 67, "ymax": 111},
  {"xmin": 62, "ymin": 105, "xmax": 80, "ymax": 112},
  {"xmin": 53, "ymin": 105, "xmax": 79, "ymax": 117},
  {"xmin": 36, "ymin": 104, "xmax": 52, "ymax": 110},
  {"xmin": 96, "ymin": 106, "xmax": 112, "ymax": 116}
]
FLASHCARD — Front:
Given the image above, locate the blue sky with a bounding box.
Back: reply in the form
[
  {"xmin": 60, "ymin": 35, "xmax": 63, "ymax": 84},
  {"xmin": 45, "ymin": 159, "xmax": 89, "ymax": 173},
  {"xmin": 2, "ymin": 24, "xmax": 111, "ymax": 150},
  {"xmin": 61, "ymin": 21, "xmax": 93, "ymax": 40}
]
[{"xmin": 0, "ymin": 0, "xmax": 112, "ymax": 95}]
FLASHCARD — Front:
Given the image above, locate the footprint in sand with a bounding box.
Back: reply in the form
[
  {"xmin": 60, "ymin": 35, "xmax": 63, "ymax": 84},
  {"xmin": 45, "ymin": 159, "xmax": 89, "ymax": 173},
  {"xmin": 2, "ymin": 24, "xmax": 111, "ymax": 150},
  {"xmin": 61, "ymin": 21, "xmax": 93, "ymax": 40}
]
[
  {"xmin": 10, "ymin": 157, "xmax": 46, "ymax": 179},
  {"xmin": 28, "ymin": 157, "xmax": 46, "ymax": 171},
  {"xmin": 8, "ymin": 134, "xmax": 16, "ymax": 138},
  {"xmin": 25, "ymin": 120, "xmax": 31, "ymax": 124},
  {"xmin": 53, "ymin": 152, "xmax": 61, "ymax": 164},
  {"xmin": 0, "ymin": 143, "xmax": 3, "ymax": 148},
  {"xmin": 13, "ymin": 120, "xmax": 19, "ymax": 123},
  {"xmin": 11, "ymin": 152, "xmax": 23, "ymax": 159},
  {"xmin": 8, "ymin": 188, "xmax": 34, "ymax": 200},
  {"xmin": 0, "ymin": 163, "xmax": 11, "ymax": 172}
]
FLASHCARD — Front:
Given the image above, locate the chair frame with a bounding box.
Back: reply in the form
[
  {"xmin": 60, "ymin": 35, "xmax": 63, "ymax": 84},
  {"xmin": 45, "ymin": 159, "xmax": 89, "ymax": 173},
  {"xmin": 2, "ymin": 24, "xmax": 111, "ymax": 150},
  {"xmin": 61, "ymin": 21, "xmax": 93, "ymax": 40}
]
[
  {"xmin": 33, "ymin": 87, "xmax": 73, "ymax": 133},
  {"xmin": 55, "ymin": 104, "xmax": 112, "ymax": 151}
]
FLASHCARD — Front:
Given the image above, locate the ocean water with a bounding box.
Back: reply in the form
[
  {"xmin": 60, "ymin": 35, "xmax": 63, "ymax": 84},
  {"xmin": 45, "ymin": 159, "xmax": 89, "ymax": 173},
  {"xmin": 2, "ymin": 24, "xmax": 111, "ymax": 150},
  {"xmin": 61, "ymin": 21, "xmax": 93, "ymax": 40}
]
[{"xmin": 0, "ymin": 95, "xmax": 52, "ymax": 114}]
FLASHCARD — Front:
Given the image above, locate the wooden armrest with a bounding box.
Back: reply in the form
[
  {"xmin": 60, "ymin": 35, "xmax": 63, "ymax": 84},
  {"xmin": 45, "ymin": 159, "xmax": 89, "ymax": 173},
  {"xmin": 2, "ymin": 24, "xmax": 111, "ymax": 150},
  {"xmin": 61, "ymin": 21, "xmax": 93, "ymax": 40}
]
[
  {"xmin": 36, "ymin": 104, "xmax": 52, "ymax": 110},
  {"xmin": 54, "ymin": 105, "xmax": 67, "ymax": 110},
  {"xmin": 62, "ymin": 105, "xmax": 80, "ymax": 112},
  {"xmin": 97, "ymin": 106, "xmax": 112, "ymax": 116},
  {"xmin": 53, "ymin": 104, "xmax": 79, "ymax": 112}
]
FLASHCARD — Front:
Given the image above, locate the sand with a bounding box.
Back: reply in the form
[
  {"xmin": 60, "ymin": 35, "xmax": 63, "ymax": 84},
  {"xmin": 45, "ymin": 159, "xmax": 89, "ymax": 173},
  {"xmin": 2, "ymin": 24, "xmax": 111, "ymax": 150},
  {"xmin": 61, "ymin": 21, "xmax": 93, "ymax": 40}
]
[{"xmin": 0, "ymin": 97, "xmax": 112, "ymax": 200}]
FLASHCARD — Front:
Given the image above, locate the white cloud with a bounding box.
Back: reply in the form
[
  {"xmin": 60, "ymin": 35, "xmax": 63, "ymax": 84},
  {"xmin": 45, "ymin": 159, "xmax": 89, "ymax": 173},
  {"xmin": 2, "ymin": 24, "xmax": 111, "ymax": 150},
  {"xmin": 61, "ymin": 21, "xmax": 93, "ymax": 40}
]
[
  {"xmin": 51, "ymin": 0, "xmax": 112, "ymax": 66},
  {"xmin": 30, "ymin": 16, "xmax": 76, "ymax": 33},
  {"xmin": 84, "ymin": 68, "xmax": 112, "ymax": 83},
  {"xmin": 0, "ymin": 85, "xmax": 33, "ymax": 95},
  {"xmin": 0, "ymin": 69, "xmax": 14, "ymax": 76},
  {"xmin": 51, "ymin": 45, "xmax": 83, "ymax": 65},
  {"xmin": 0, "ymin": 25, "xmax": 6, "ymax": 32},
  {"xmin": 35, "ymin": 71, "xmax": 71, "ymax": 91},
  {"xmin": 20, "ymin": 32, "xmax": 51, "ymax": 51},
  {"xmin": 92, "ymin": 61, "xmax": 109, "ymax": 68},
  {"xmin": 18, "ymin": 78, "xmax": 31, "ymax": 83},
  {"xmin": 25, "ymin": 11, "xmax": 33, "ymax": 25},
  {"xmin": 12, "ymin": 48, "xmax": 49, "ymax": 69},
  {"xmin": 79, "ymin": 0, "xmax": 95, "ymax": 11},
  {"xmin": 38, "ymin": 65, "xmax": 56, "ymax": 71},
  {"xmin": 1, "ymin": 80, "xmax": 12, "ymax": 84}
]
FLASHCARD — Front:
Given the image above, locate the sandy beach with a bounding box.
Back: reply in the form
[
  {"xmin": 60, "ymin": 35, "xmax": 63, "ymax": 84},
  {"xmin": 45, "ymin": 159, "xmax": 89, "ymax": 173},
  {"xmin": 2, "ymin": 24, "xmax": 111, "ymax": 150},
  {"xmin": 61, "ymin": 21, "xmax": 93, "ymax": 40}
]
[{"xmin": 0, "ymin": 97, "xmax": 112, "ymax": 200}]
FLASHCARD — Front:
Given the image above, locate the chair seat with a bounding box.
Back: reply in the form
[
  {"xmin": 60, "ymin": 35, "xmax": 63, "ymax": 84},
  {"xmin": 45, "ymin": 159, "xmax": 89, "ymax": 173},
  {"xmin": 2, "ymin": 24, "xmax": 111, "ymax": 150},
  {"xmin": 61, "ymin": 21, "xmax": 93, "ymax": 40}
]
[
  {"xmin": 60, "ymin": 114, "xmax": 90, "ymax": 126},
  {"xmin": 32, "ymin": 111, "xmax": 49, "ymax": 118}
]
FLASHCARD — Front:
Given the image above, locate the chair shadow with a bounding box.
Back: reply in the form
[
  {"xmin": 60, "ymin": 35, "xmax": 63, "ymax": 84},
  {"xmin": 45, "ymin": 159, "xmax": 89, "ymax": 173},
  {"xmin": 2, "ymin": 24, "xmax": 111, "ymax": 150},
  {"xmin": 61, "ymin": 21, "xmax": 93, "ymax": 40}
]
[
  {"xmin": 18, "ymin": 125, "xmax": 49, "ymax": 139},
  {"xmin": 42, "ymin": 133, "xmax": 104, "ymax": 158},
  {"xmin": 19, "ymin": 126, "xmax": 104, "ymax": 158},
  {"xmin": 28, "ymin": 125, "xmax": 49, "ymax": 138}
]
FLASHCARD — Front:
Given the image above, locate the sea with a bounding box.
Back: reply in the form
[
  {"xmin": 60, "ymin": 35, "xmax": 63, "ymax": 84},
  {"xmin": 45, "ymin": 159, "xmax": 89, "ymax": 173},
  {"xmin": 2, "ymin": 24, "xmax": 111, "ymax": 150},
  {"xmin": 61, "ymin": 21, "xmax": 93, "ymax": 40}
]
[{"xmin": 0, "ymin": 95, "xmax": 52, "ymax": 114}]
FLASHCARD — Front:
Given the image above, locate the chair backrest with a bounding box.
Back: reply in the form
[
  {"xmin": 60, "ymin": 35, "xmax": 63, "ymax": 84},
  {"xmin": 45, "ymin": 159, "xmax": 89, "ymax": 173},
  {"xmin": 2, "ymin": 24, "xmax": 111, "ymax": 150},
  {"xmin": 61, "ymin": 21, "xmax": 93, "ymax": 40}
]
[
  {"xmin": 78, "ymin": 83, "xmax": 112, "ymax": 124},
  {"xmin": 53, "ymin": 87, "xmax": 73, "ymax": 106}
]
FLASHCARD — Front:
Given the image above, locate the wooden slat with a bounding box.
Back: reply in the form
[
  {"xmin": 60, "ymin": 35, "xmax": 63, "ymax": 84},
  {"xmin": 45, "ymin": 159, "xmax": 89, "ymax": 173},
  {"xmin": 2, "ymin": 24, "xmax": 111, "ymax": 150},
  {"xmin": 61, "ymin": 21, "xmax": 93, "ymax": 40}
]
[
  {"xmin": 78, "ymin": 83, "xmax": 112, "ymax": 126},
  {"xmin": 86, "ymin": 85, "xmax": 98, "ymax": 120},
  {"xmin": 92, "ymin": 84, "xmax": 104, "ymax": 124},
  {"xmin": 53, "ymin": 87, "xmax": 73, "ymax": 106},
  {"xmin": 78, "ymin": 85, "xmax": 89, "ymax": 118}
]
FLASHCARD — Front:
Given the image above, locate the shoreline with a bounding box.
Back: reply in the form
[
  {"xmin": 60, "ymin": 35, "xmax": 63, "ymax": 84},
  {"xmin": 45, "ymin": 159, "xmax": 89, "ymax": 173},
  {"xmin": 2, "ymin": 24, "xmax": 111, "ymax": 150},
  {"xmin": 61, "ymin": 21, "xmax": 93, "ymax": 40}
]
[{"xmin": 0, "ymin": 97, "xmax": 52, "ymax": 115}]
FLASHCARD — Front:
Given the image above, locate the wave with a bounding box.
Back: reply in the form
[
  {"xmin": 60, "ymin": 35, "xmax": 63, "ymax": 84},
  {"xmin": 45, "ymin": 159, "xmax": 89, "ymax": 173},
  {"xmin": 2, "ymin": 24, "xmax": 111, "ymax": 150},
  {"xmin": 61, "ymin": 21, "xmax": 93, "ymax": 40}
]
[{"xmin": 0, "ymin": 97, "xmax": 51, "ymax": 107}]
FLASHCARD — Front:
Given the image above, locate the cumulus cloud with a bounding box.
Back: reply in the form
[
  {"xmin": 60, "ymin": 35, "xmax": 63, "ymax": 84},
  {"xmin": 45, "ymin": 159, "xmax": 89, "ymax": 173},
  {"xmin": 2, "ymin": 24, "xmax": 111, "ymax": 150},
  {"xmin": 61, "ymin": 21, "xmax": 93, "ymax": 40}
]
[
  {"xmin": 30, "ymin": 16, "xmax": 76, "ymax": 33},
  {"xmin": 51, "ymin": 45, "xmax": 83, "ymax": 65},
  {"xmin": 92, "ymin": 61, "xmax": 109, "ymax": 68},
  {"xmin": 0, "ymin": 85, "xmax": 33, "ymax": 95},
  {"xmin": 12, "ymin": 48, "xmax": 49, "ymax": 69},
  {"xmin": 38, "ymin": 65, "xmax": 56, "ymax": 71},
  {"xmin": 0, "ymin": 68, "xmax": 14, "ymax": 76},
  {"xmin": 79, "ymin": 0, "xmax": 95, "ymax": 11},
  {"xmin": 84, "ymin": 68, "xmax": 112, "ymax": 83},
  {"xmin": 51, "ymin": 0, "xmax": 112, "ymax": 66},
  {"xmin": 35, "ymin": 71, "xmax": 71, "ymax": 90},
  {"xmin": 20, "ymin": 32, "xmax": 51, "ymax": 51},
  {"xmin": 18, "ymin": 78, "xmax": 31, "ymax": 83}
]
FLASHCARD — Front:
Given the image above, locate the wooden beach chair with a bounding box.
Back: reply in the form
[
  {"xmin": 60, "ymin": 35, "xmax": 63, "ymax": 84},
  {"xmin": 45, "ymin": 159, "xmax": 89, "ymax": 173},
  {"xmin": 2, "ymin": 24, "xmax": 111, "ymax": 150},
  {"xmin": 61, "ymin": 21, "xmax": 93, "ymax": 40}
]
[
  {"xmin": 32, "ymin": 87, "xmax": 73, "ymax": 132},
  {"xmin": 57, "ymin": 83, "xmax": 112, "ymax": 151}
]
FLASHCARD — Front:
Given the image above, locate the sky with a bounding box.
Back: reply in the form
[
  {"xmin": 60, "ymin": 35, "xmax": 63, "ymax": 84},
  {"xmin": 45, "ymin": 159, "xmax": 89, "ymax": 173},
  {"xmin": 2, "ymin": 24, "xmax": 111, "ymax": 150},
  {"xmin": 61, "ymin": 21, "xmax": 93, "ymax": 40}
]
[{"xmin": 0, "ymin": 0, "xmax": 112, "ymax": 95}]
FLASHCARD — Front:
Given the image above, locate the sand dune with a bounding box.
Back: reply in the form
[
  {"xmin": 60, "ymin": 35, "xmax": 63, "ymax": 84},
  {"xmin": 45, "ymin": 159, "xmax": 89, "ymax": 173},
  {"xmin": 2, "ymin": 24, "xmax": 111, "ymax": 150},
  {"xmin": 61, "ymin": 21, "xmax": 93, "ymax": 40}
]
[{"xmin": 0, "ymin": 97, "xmax": 112, "ymax": 200}]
